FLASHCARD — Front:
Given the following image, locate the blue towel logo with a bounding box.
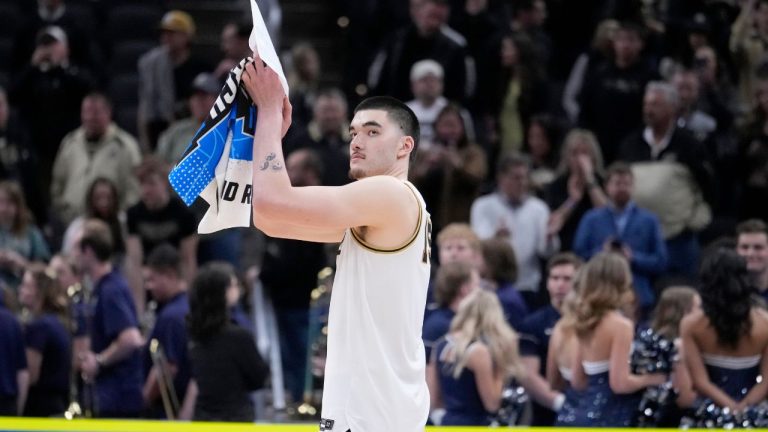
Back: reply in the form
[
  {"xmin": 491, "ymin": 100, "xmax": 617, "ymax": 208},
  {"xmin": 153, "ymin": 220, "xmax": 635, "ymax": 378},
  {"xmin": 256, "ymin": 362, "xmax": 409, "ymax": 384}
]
[{"xmin": 169, "ymin": 58, "xmax": 256, "ymax": 208}]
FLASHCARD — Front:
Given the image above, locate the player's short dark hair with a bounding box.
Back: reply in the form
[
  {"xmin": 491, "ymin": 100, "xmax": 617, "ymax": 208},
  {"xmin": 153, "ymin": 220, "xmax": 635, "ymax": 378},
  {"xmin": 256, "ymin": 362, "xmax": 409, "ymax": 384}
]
[
  {"xmin": 354, "ymin": 96, "xmax": 420, "ymax": 161},
  {"xmin": 146, "ymin": 243, "xmax": 181, "ymax": 276}
]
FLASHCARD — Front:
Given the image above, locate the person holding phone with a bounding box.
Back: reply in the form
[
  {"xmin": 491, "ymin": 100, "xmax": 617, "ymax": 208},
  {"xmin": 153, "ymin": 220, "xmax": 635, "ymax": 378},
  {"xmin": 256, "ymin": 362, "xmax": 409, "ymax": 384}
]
[{"xmin": 573, "ymin": 162, "xmax": 667, "ymax": 319}]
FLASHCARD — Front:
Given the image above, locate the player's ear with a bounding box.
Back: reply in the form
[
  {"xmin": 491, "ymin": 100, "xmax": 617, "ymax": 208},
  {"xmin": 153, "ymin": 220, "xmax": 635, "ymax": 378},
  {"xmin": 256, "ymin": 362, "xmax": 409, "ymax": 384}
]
[{"xmin": 399, "ymin": 136, "xmax": 415, "ymax": 159}]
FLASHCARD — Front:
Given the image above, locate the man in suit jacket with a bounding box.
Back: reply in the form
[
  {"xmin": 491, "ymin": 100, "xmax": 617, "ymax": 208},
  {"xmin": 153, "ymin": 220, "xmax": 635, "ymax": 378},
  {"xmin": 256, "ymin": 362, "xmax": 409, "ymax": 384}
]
[{"xmin": 574, "ymin": 162, "xmax": 668, "ymax": 318}]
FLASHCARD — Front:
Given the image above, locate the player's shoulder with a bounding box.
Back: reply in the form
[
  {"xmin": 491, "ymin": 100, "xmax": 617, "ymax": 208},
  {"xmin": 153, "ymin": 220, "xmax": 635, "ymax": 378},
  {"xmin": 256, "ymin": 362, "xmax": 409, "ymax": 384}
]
[{"xmin": 352, "ymin": 175, "xmax": 417, "ymax": 199}]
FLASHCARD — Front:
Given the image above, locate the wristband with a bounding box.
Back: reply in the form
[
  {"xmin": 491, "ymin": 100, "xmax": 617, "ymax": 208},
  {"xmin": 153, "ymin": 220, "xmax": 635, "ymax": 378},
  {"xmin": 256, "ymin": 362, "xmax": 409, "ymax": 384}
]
[{"xmin": 552, "ymin": 393, "xmax": 566, "ymax": 412}]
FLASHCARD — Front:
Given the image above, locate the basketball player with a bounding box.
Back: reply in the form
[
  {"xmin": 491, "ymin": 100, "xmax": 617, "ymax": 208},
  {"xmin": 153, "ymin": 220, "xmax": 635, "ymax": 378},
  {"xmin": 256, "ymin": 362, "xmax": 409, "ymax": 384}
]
[{"xmin": 242, "ymin": 55, "xmax": 431, "ymax": 432}]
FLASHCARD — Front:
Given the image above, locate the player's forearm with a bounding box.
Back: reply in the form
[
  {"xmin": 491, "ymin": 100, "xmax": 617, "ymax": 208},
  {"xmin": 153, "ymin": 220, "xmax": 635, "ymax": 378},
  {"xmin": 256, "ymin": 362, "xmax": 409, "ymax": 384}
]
[{"xmin": 251, "ymin": 110, "xmax": 292, "ymax": 219}]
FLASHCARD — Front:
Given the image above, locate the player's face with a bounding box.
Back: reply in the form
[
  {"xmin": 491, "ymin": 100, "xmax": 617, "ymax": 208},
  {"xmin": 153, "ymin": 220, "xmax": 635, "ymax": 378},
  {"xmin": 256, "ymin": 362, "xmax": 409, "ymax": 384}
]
[
  {"xmin": 547, "ymin": 263, "xmax": 575, "ymax": 310},
  {"xmin": 348, "ymin": 109, "xmax": 404, "ymax": 180},
  {"xmin": 737, "ymin": 233, "xmax": 768, "ymax": 274}
]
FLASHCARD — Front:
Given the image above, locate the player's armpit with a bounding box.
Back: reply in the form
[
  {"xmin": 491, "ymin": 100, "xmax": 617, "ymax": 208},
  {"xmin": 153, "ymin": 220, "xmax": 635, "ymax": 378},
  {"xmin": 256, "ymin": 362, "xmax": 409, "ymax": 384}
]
[{"xmin": 254, "ymin": 216, "xmax": 345, "ymax": 243}]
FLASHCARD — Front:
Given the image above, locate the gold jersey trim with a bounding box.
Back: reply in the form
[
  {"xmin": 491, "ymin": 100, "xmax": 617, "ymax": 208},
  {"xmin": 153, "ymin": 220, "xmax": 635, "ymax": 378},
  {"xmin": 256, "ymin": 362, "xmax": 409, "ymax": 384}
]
[{"xmin": 349, "ymin": 182, "xmax": 423, "ymax": 254}]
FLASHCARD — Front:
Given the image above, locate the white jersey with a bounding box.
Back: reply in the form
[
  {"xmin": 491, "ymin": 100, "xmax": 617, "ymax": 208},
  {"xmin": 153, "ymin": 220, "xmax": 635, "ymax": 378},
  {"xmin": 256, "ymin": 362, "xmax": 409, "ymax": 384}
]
[{"xmin": 320, "ymin": 181, "xmax": 432, "ymax": 432}]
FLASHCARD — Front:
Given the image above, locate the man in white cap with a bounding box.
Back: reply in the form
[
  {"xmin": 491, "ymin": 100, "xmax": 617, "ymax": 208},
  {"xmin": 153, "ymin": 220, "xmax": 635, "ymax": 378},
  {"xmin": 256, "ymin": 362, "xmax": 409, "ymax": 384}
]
[{"xmin": 405, "ymin": 59, "xmax": 448, "ymax": 144}]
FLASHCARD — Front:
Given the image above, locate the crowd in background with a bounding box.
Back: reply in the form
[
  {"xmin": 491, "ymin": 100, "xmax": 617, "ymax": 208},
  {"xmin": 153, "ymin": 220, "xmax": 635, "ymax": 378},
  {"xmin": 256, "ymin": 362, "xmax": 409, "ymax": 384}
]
[{"xmin": 1, "ymin": 0, "xmax": 768, "ymax": 426}]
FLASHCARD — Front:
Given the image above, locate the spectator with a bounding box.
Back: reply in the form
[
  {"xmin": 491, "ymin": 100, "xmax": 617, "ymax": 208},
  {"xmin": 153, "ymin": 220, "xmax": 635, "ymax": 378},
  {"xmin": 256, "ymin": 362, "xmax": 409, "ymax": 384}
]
[
  {"xmin": 11, "ymin": 0, "xmax": 100, "ymax": 76},
  {"xmin": 422, "ymin": 261, "xmax": 479, "ymax": 361},
  {"xmin": 221, "ymin": 263, "xmax": 251, "ymax": 331},
  {"xmin": 61, "ymin": 178, "xmax": 128, "ymax": 261},
  {"xmin": 729, "ymin": 0, "xmax": 768, "ymax": 118},
  {"xmin": 9, "ymin": 26, "xmax": 92, "ymax": 204},
  {"xmin": 562, "ymin": 19, "xmax": 619, "ymax": 124},
  {"xmin": 618, "ymin": 81, "xmax": 714, "ymax": 281},
  {"xmin": 544, "ymin": 129, "xmax": 608, "ymax": 251},
  {"xmin": 126, "ymin": 157, "xmax": 197, "ymax": 312},
  {"xmin": 508, "ymin": 0, "xmax": 551, "ymax": 69},
  {"xmin": 517, "ymin": 253, "xmax": 582, "ymax": 426},
  {"xmin": 260, "ymin": 149, "xmax": 327, "ymax": 403},
  {"xmin": 283, "ymin": 88, "xmax": 351, "ymax": 187},
  {"xmin": 524, "ymin": 114, "xmax": 562, "ymax": 194},
  {"xmin": 138, "ymin": 10, "xmax": 210, "ymax": 150},
  {"xmin": 411, "ymin": 103, "xmax": 486, "ymax": 232},
  {"xmin": 574, "ymin": 162, "xmax": 668, "ymax": 318},
  {"xmin": 579, "ymin": 21, "xmax": 659, "ymax": 163},
  {"xmin": 486, "ymin": 33, "xmax": 549, "ymax": 157},
  {"xmin": 368, "ymin": 0, "xmax": 475, "ymax": 104},
  {"xmin": 735, "ymin": 219, "xmax": 768, "ymax": 301},
  {"xmin": 0, "ymin": 296, "xmax": 27, "ymax": 415},
  {"xmin": 0, "ymin": 181, "xmax": 51, "ymax": 290},
  {"xmin": 680, "ymin": 249, "xmax": 768, "ymax": 412},
  {"xmin": 0, "ymin": 86, "xmax": 43, "ymax": 224},
  {"xmin": 286, "ymin": 42, "xmax": 322, "ymax": 126},
  {"xmin": 50, "ymin": 92, "xmax": 142, "ymax": 226},
  {"xmin": 18, "ymin": 265, "xmax": 70, "ymax": 417},
  {"xmin": 672, "ymin": 68, "xmax": 717, "ymax": 142},
  {"xmin": 186, "ymin": 263, "xmax": 269, "ymax": 421},
  {"xmin": 479, "ymin": 237, "xmax": 528, "ymax": 329},
  {"xmin": 692, "ymin": 45, "xmax": 736, "ymax": 134},
  {"xmin": 471, "ymin": 153, "xmax": 559, "ymax": 299},
  {"xmin": 739, "ymin": 73, "xmax": 768, "ymax": 222},
  {"xmin": 77, "ymin": 219, "xmax": 144, "ymax": 418},
  {"xmin": 426, "ymin": 289, "xmax": 523, "ymax": 426},
  {"xmin": 142, "ymin": 244, "xmax": 191, "ymax": 418},
  {"xmin": 213, "ymin": 21, "xmax": 251, "ymax": 82},
  {"xmin": 156, "ymin": 73, "xmax": 220, "ymax": 166},
  {"xmin": 406, "ymin": 59, "xmax": 469, "ymax": 145},
  {"xmin": 425, "ymin": 223, "xmax": 483, "ymax": 318}
]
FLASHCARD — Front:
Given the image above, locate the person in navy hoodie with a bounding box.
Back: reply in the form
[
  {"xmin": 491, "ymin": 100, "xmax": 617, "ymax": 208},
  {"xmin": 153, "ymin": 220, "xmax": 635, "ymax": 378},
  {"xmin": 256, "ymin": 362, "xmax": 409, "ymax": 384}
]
[
  {"xmin": 0, "ymin": 290, "xmax": 27, "ymax": 415},
  {"xmin": 480, "ymin": 237, "xmax": 529, "ymax": 330},
  {"xmin": 76, "ymin": 219, "xmax": 144, "ymax": 418},
  {"xmin": 422, "ymin": 261, "xmax": 480, "ymax": 361},
  {"xmin": 573, "ymin": 162, "xmax": 668, "ymax": 319},
  {"xmin": 18, "ymin": 265, "xmax": 70, "ymax": 417},
  {"xmin": 142, "ymin": 244, "xmax": 190, "ymax": 418},
  {"xmin": 517, "ymin": 252, "xmax": 582, "ymax": 425}
]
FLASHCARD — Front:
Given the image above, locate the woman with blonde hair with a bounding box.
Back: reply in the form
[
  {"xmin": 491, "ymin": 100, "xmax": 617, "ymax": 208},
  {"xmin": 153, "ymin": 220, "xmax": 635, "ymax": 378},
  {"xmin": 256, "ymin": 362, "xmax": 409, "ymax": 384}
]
[
  {"xmin": 557, "ymin": 252, "xmax": 666, "ymax": 426},
  {"xmin": 544, "ymin": 129, "xmax": 608, "ymax": 250},
  {"xmin": 427, "ymin": 289, "xmax": 524, "ymax": 425}
]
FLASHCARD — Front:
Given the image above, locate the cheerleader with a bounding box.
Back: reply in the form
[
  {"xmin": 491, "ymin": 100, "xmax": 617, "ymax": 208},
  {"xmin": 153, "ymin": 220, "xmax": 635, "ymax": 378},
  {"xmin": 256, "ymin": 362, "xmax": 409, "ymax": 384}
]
[
  {"xmin": 558, "ymin": 252, "xmax": 666, "ymax": 426},
  {"xmin": 680, "ymin": 249, "xmax": 768, "ymax": 412},
  {"xmin": 427, "ymin": 289, "xmax": 524, "ymax": 425}
]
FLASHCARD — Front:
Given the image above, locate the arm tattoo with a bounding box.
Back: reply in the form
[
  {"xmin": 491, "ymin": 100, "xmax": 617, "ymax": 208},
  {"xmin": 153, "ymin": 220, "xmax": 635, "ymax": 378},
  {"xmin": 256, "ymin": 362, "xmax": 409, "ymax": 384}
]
[
  {"xmin": 258, "ymin": 152, "xmax": 284, "ymax": 171},
  {"xmin": 259, "ymin": 153, "xmax": 277, "ymax": 171}
]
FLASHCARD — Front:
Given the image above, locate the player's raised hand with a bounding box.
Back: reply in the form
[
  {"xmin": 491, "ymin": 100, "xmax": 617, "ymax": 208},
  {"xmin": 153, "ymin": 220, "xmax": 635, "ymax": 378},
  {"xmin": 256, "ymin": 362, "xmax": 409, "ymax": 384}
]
[{"xmin": 242, "ymin": 52, "xmax": 292, "ymax": 137}]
